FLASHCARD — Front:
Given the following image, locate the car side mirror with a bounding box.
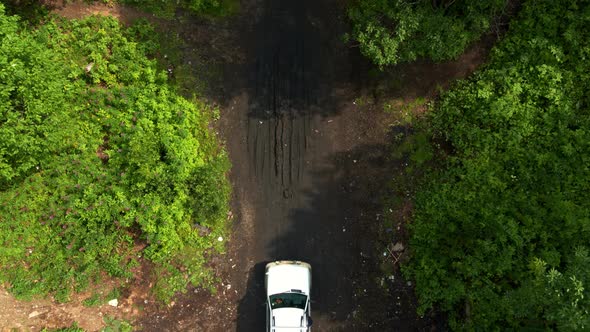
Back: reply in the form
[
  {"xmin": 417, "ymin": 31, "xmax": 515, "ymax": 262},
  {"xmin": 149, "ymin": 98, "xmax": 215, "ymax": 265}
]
[{"xmin": 307, "ymin": 316, "xmax": 313, "ymax": 327}]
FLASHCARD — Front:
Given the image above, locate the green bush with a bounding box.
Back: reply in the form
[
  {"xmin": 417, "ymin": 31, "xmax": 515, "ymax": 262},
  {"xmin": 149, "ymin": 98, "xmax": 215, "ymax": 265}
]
[
  {"xmin": 102, "ymin": 316, "xmax": 133, "ymax": 332},
  {"xmin": 41, "ymin": 323, "xmax": 85, "ymax": 332},
  {"xmin": 2, "ymin": 0, "xmax": 49, "ymax": 23},
  {"xmin": 0, "ymin": 5, "xmax": 230, "ymax": 302},
  {"xmin": 119, "ymin": 0, "xmax": 239, "ymax": 17},
  {"xmin": 346, "ymin": 0, "xmax": 506, "ymax": 66},
  {"xmin": 403, "ymin": 0, "xmax": 590, "ymax": 329}
]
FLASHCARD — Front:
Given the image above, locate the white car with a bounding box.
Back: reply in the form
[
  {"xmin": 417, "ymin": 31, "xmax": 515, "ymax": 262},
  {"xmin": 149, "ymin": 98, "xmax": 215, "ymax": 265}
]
[{"xmin": 265, "ymin": 261, "xmax": 312, "ymax": 332}]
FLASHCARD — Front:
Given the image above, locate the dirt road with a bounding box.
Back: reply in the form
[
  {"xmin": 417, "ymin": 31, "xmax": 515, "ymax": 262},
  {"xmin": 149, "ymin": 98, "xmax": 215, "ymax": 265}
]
[{"xmin": 228, "ymin": 0, "xmax": 369, "ymax": 330}]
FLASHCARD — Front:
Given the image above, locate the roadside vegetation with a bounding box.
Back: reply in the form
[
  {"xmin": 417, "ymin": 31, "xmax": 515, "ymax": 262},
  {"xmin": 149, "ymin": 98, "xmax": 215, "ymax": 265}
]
[
  {"xmin": 0, "ymin": 3, "xmax": 230, "ymax": 303},
  {"xmin": 42, "ymin": 317, "xmax": 132, "ymax": 332},
  {"xmin": 3, "ymin": 0, "xmax": 239, "ymax": 21},
  {"xmin": 346, "ymin": 0, "xmax": 507, "ymax": 66},
  {"xmin": 358, "ymin": 0, "xmax": 590, "ymax": 329},
  {"xmin": 119, "ymin": 0, "xmax": 239, "ymax": 17}
]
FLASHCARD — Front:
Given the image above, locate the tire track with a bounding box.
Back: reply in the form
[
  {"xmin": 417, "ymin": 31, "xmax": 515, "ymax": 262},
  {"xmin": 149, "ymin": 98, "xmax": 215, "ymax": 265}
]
[{"xmin": 246, "ymin": 2, "xmax": 313, "ymax": 192}]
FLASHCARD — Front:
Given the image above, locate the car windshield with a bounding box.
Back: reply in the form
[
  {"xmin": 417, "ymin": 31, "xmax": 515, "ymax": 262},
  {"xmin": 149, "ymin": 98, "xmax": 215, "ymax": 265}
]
[{"xmin": 269, "ymin": 292, "xmax": 308, "ymax": 310}]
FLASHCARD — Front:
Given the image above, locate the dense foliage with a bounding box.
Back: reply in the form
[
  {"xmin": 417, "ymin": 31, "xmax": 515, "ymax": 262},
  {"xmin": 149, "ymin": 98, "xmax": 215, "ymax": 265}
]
[
  {"xmin": 3, "ymin": 0, "xmax": 238, "ymax": 21},
  {"xmin": 404, "ymin": 0, "xmax": 590, "ymax": 329},
  {"xmin": 119, "ymin": 0, "xmax": 239, "ymax": 17},
  {"xmin": 0, "ymin": 5, "xmax": 230, "ymax": 301},
  {"xmin": 346, "ymin": 0, "xmax": 506, "ymax": 66}
]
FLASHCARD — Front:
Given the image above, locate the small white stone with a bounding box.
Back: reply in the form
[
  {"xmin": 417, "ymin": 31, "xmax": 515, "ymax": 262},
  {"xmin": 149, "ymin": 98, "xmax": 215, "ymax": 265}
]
[
  {"xmin": 392, "ymin": 242, "xmax": 405, "ymax": 252},
  {"xmin": 217, "ymin": 236, "xmax": 223, "ymax": 242},
  {"xmin": 108, "ymin": 299, "xmax": 118, "ymax": 307},
  {"xmin": 28, "ymin": 311, "xmax": 41, "ymax": 318}
]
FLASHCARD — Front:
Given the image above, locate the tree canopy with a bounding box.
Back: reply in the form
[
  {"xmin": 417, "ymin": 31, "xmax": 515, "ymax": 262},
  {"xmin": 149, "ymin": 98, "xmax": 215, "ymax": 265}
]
[
  {"xmin": 347, "ymin": 0, "xmax": 506, "ymax": 66},
  {"xmin": 404, "ymin": 0, "xmax": 590, "ymax": 329}
]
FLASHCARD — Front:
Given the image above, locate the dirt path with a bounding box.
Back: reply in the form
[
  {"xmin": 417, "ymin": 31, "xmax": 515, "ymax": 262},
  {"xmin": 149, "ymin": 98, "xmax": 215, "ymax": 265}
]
[{"xmin": 225, "ymin": 0, "xmax": 376, "ymax": 330}]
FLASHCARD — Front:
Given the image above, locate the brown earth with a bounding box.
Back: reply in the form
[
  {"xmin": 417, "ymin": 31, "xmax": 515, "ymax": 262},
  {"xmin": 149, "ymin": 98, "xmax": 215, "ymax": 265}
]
[{"xmin": 1, "ymin": 1, "xmax": 497, "ymax": 331}]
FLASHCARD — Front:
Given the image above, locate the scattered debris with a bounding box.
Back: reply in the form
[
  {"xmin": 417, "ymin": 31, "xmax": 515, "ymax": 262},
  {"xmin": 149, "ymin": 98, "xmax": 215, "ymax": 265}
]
[
  {"xmin": 194, "ymin": 224, "xmax": 211, "ymax": 236},
  {"xmin": 28, "ymin": 310, "xmax": 42, "ymax": 318},
  {"xmin": 392, "ymin": 242, "xmax": 405, "ymax": 252}
]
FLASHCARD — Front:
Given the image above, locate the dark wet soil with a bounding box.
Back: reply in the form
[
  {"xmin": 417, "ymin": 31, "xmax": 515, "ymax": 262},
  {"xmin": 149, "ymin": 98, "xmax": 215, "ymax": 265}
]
[{"xmin": 231, "ymin": 0, "xmax": 373, "ymax": 330}]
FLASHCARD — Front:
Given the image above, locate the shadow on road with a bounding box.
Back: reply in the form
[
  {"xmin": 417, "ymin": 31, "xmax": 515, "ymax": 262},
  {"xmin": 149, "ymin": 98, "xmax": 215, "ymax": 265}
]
[
  {"xmin": 235, "ymin": 135, "xmax": 446, "ymax": 331},
  {"xmin": 236, "ymin": 140, "xmax": 400, "ymax": 331},
  {"xmin": 236, "ymin": 262, "xmax": 267, "ymax": 331}
]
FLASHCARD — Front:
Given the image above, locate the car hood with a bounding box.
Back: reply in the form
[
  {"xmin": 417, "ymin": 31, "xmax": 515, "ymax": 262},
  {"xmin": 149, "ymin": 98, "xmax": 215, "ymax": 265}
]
[
  {"xmin": 272, "ymin": 307, "xmax": 307, "ymax": 331},
  {"xmin": 266, "ymin": 264, "xmax": 311, "ymax": 296}
]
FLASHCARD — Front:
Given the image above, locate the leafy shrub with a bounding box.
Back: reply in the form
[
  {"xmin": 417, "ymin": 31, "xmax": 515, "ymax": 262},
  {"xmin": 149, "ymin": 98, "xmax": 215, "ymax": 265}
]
[
  {"xmin": 346, "ymin": 0, "xmax": 506, "ymax": 66},
  {"xmin": 506, "ymin": 246, "xmax": 590, "ymax": 331},
  {"xmin": 119, "ymin": 0, "xmax": 239, "ymax": 17},
  {"xmin": 2, "ymin": 0, "xmax": 49, "ymax": 23},
  {"xmin": 102, "ymin": 316, "xmax": 133, "ymax": 332},
  {"xmin": 0, "ymin": 5, "xmax": 230, "ymax": 302},
  {"xmin": 403, "ymin": 0, "xmax": 590, "ymax": 329},
  {"xmin": 41, "ymin": 323, "xmax": 85, "ymax": 332}
]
